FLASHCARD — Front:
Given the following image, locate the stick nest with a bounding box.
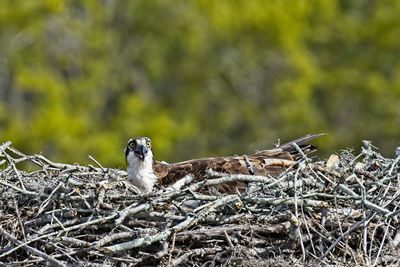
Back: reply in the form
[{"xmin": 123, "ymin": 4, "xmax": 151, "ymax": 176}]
[{"xmin": 1, "ymin": 141, "xmax": 400, "ymax": 266}]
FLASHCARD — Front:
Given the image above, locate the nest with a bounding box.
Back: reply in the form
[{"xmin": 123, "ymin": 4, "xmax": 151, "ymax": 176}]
[{"xmin": 1, "ymin": 141, "xmax": 400, "ymax": 266}]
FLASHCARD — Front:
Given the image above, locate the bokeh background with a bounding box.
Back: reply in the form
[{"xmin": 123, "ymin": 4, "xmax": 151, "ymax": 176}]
[{"xmin": 1, "ymin": 1, "xmax": 400, "ymax": 168}]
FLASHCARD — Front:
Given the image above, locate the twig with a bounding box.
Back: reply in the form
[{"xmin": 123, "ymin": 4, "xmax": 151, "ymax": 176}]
[
  {"xmin": 0, "ymin": 227, "xmax": 68, "ymax": 267},
  {"xmin": 115, "ymin": 203, "xmax": 152, "ymax": 225},
  {"xmin": 243, "ymin": 155, "xmax": 254, "ymax": 175},
  {"xmin": 94, "ymin": 232, "xmax": 136, "ymax": 247},
  {"xmin": 103, "ymin": 215, "xmax": 194, "ymax": 252},
  {"xmin": 96, "ymin": 186, "xmax": 106, "ymax": 211},
  {"xmin": 13, "ymin": 196, "xmax": 26, "ymax": 242},
  {"xmin": 244, "ymin": 196, "xmax": 328, "ymax": 208},
  {"xmin": 167, "ymin": 230, "xmax": 176, "ymax": 265},
  {"xmin": 170, "ymin": 247, "xmax": 224, "ymax": 266},
  {"xmin": 74, "ymin": 187, "xmax": 92, "ymax": 209},
  {"xmin": 291, "ymin": 142, "xmax": 306, "ymax": 159},
  {"xmin": 37, "ymin": 182, "xmax": 64, "ymax": 215},
  {"xmin": 293, "ymin": 166, "xmax": 306, "ymax": 262},
  {"xmin": 319, "ymin": 212, "xmax": 375, "ymax": 261},
  {"xmin": 0, "ymin": 179, "xmax": 37, "ymax": 196},
  {"xmin": 175, "ymin": 223, "xmax": 291, "ymax": 242},
  {"xmin": 0, "ymin": 141, "xmax": 12, "ymax": 152},
  {"xmin": 89, "ymin": 155, "xmax": 106, "ymax": 173},
  {"xmin": 224, "ymin": 230, "xmax": 234, "ymax": 248}
]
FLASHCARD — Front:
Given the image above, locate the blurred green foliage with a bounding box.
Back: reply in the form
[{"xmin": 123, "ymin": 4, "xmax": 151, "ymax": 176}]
[{"xmin": 1, "ymin": 0, "xmax": 400, "ymax": 168}]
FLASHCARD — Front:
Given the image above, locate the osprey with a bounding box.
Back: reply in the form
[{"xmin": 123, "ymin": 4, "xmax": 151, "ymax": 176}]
[{"xmin": 125, "ymin": 134, "xmax": 325, "ymax": 193}]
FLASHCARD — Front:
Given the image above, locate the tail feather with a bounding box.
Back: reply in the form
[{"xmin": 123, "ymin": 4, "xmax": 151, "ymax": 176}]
[
  {"xmin": 278, "ymin": 133, "xmax": 326, "ymax": 159},
  {"xmin": 279, "ymin": 133, "xmax": 326, "ymax": 149}
]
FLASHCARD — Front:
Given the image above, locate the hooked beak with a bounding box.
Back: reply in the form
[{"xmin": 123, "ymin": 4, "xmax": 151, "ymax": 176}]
[{"xmin": 134, "ymin": 145, "xmax": 148, "ymax": 161}]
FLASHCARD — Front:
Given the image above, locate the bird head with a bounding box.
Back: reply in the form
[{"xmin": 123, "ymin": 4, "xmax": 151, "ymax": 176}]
[
  {"xmin": 125, "ymin": 137, "xmax": 157, "ymax": 193},
  {"xmin": 125, "ymin": 137, "xmax": 153, "ymax": 163}
]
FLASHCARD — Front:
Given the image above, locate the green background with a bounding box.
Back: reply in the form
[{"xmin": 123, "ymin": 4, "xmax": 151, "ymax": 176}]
[{"xmin": 1, "ymin": 0, "xmax": 399, "ymax": 168}]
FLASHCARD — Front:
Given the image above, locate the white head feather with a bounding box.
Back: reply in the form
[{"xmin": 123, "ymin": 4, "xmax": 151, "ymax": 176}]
[{"xmin": 125, "ymin": 137, "xmax": 157, "ymax": 193}]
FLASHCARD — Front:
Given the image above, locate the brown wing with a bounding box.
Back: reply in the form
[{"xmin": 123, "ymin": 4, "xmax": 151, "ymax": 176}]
[
  {"xmin": 154, "ymin": 157, "xmax": 240, "ymax": 185},
  {"xmin": 153, "ymin": 133, "xmax": 325, "ymax": 193},
  {"xmin": 153, "ymin": 156, "xmax": 248, "ymax": 193}
]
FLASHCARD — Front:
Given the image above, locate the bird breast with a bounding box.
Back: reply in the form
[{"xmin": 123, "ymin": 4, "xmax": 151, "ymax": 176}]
[{"xmin": 126, "ymin": 151, "xmax": 158, "ymax": 192}]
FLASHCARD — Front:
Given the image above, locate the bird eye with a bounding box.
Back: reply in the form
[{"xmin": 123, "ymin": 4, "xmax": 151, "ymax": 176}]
[
  {"xmin": 146, "ymin": 141, "xmax": 151, "ymax": 148},
  {"xmin": 129, "ymin": 142, "xmax": 136, "ymax": 148}
]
